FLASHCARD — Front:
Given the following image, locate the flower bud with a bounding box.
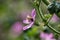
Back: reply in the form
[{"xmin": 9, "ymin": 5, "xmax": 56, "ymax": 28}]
[{"xmin": 48, "ymin": 1, "xmax": 60, "ymax": 14}]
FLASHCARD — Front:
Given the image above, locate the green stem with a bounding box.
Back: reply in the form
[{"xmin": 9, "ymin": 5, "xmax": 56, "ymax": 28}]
[
  {"xmin": 46, "ymin": 14, "xmax": 53, "ymax": 25},
  {"xmin": 35, "ymin": 4, "xmax": 60, "ymax": 34},
  {"xmin": 42, "ymin": 0, "xmax": 50, "ymax": 5},
  {"xmin": 47, "ymin": 24, "xmax": 60, "ymax": 34},
  {"xmin": 35, "ymin": 6, "xmax": 46, "ymax": 22},
  {"xmin": 34, "ymin": 6, "xmax": 41, "ymax": 26}
]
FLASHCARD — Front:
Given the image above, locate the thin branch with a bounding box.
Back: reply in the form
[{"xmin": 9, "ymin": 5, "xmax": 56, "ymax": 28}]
[
  {"xmin": 35, "ymin": 4, "xmax": 60, "ymax": 34},
  {"xmin": 42, "ymin": 0, "xmax": 50, "ymax": 5}
]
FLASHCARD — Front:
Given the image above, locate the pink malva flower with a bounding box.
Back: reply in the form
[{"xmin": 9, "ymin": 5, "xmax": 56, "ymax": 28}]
[
  {"xmin": 9, "ymin": 22, "xmax": 23, "ymax": 38},
  {"xmin": 23, "ymin": 9, "xmax": 36, "ymax": 30},
  {"xmin": 51, "ymin": 14, "xmax": 60, "ymax": 22},
  {"xmin": 9, "ymin": 9, "xmax": 36, "ymax": 38},
  {"xmin": 40, "ymin": 32, "xmax": 56, "ymax": 40}
]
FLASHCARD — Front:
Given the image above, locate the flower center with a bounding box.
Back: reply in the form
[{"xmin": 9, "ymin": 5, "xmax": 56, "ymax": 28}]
[{"xmin": 26, "ymin": 15, "xmax": 34, "ymax": 22}]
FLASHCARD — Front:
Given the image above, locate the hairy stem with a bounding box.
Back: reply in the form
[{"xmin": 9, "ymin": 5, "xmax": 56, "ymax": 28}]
[
  {"xmin": 46, "ymin": 14, "xmax": 53, "ymax": 25},
  {"xmin": 47, "ymin": 24, "xmax": 60, "ymax": 34},
  {"xmin": 40, "ymin": 7, "xmax": 60, "ymax": 34},
  {"xmin": 35, "ymin": 2, "xmax": 60, "ymax": 34},
  {"xmin": 42, "ymin": 0, "xmax": 50, "ymax": 5}
]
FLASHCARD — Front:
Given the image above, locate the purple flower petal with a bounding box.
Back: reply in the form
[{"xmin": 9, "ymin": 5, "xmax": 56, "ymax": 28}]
[
  {"xmin": 31, "ymin": 9, "xmax": 36, "ymax": 19},
  {"xmin": 23, "ymin": 22, "xmax": 34, "ymax": 30},
  {"xmin": 11, "ymin": 22, "xmax": 23, "ymax": 33},
  {"xmin": 40, "ymin": 32, "xmax": 56, "ymax": 40},
  {"xmin": 51, "ymin": 14, "xmax": 60, "ymax": 22},
  {"xmin": 9, "ymin": 22, "xmax": 23, "ymax": 38},
  {"xmin": 40, "ymin": 32, "xmax": 45, "ymax": 38},
  {"xmin": 23, "ymin": 9, "xmax": 36, "ymax": 30},
  {"xmin": 23, "ymin": 19, "xmax": 30, "ymax": 24},
  {"xmin": 49, "ymin": 33, "xmax": 53, "ymax": 38}
]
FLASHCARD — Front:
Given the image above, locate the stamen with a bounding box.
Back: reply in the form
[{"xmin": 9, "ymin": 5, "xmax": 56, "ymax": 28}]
[
  {"xmin": 27, "ymin": 15, "xmax": 32, "ymax": 19},
  {"xmin": 26, "ymin": 15, "xmax": 34, "ymax": 22}
]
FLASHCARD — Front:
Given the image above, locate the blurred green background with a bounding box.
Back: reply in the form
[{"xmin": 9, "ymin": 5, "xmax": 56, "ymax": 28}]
[{"xmin": 0, "ymin": 0, "xmax": 60, "ymax": 40}]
